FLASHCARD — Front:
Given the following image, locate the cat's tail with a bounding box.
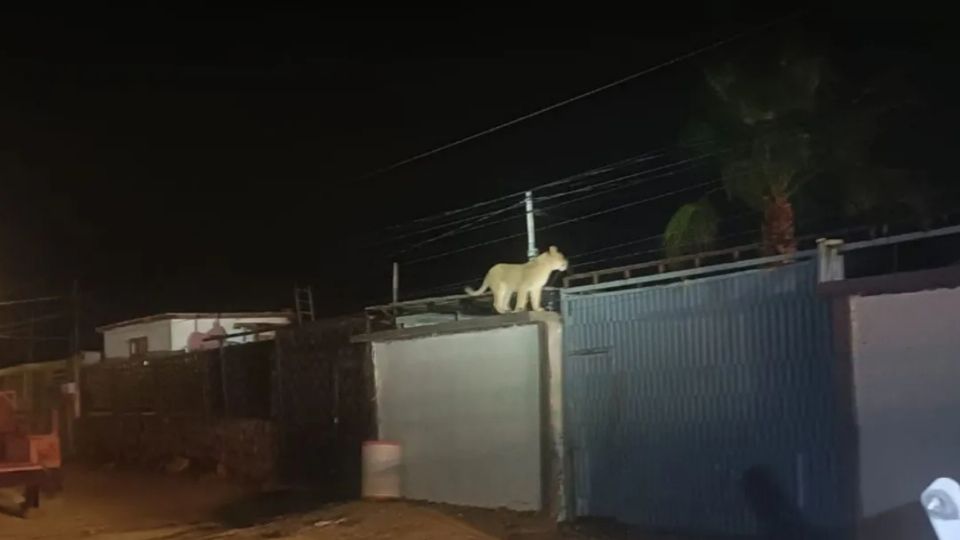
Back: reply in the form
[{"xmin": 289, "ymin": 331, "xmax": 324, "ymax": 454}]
[{"xmin": 464, "ymin": 277, "xmax": 490, "ymax": 296}]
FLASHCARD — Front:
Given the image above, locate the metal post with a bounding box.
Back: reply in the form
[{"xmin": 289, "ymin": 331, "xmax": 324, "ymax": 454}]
[
  {"xmin": 68, "ymin": 280, "xmax": 81, "ymax": 456},
  {"xmin": 816, "ymin": 238, "xmax": 845, "ymax": 283},
  {"xmin": 392, "ymin": 262, "xmax": 399, "ymax": 305},
  {"xmin": 219, "ymin": 342, "xmax": 229, "ymax": 417},
  {"xmin": 525, "ymin": 191, "xmax": 537, "ymax": 260}
]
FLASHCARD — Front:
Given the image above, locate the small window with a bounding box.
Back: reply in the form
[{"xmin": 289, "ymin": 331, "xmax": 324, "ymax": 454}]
[{"xmin": 129, "ymin": 337, "xmax": 148, "ymax": 357}]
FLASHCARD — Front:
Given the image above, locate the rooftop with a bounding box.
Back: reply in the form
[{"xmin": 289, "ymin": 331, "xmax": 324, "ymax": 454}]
[{"xmin": 95, "ymin": 311, "xmax": 293, "ymax": 332}]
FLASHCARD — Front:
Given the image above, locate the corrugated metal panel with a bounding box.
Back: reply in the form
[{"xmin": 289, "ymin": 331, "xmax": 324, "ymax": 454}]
[{"xmin": 563, "ymin": 262, "xmax": 849, "ymax": 536}]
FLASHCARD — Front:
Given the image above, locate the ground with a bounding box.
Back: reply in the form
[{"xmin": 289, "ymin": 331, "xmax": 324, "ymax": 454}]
[{"xmin": 0, "ymin": 465, "xmax": 678, "ymax": 540}]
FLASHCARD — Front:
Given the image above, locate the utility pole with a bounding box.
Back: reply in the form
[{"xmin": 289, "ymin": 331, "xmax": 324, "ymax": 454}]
[
  {"xmin": 392, "ymin": 262, "xmax": 399, "ymax": 305},
  {"xmin": 525, "ymin": 191, "xmax": 537, "ymax": 260}
]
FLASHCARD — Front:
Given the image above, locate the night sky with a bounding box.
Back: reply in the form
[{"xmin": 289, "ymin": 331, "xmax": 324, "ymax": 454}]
[{"xmin": 0, "ymin": 7, "xmax": 955, "ymax": 359}]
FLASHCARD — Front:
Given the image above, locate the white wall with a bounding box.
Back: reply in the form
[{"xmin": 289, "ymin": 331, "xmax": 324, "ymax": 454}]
[
  {"xmin": 103, "ymin": 320, "xmax": 173, "ymax": 358},
  {"xmin": 104, "ymin": 316, "xmax": 289, "ymax": 358},
  {"xmin": 851, "ymin": 287, "xmax": 960, "ymax": 517},
  {"xmin": 373, "ymin": 325, "xmax": 542, "ymax": 511}
]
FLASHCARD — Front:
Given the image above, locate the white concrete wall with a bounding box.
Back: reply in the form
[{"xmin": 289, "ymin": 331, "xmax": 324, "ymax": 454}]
[
  {"xmin": 373, "ymin": 325, "xmax": 542, "ymax": 511},
  {"xmin": 851, "ymin": 287, "xmax": 960, "ymax": 517},
  {"xmin": 103, "ymin": 320, "xmax": 173, "ymax": 358},
  {"xmin": 103, "ymin": 316, "xmax": 289, "ymax": 358}
]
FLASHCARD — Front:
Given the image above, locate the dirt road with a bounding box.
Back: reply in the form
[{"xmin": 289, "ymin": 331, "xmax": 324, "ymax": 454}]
[{"xmin": 0, "ymin": 465, "xmax": 656, "ymax": 540}]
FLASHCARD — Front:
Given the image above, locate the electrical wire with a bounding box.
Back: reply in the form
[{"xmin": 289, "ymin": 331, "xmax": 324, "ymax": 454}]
[
  {"xmin": 395, "ymin": 157, "xmax": 718, "ymax": 253},
  {"xmin": 394, "ymin": 201, "xmax": 526, "ymax": 254},
  {"xmin": 573, "ymin": 227, "xmax": 764, "ymax": 269},
  {"xmin": 397, "ymin": 209, "xmax": 960, "ymax": 299},
  {"xmin": 383, "ymin": 201, "xmax": 526, "ymax": 245},
  {"xmin": 382, "ymin": 149, "xmax": 666, "ymax": 234},
  {"xmin": 404, "ymin": 179, "xmax": 721, "ymax": 264},
  {"xmin": 0, "ymin": 312, "xmax": 65, "ymax": 332},
  {"xmin": 569, "ymin": 211, "xmax": 757, "ymax": 261},
  {"xmin": 571, "ymin": 204, "xmax": 960, "ymax": 271},
  {"xmin": 382, "ymin": 129, "xmax": 774, "ymax": 244},
  {"xmin": 347, "ymin": 11, "xmax": 805, "ymax": 184},
  {"xmin": 541, "ymin": 180, "xmax": 721, "ymax": 232},
  {"xmin": 0, "ymin": 295, "xmax": 63, "ymax": 307},
  {"xmin": 535, "ymin": 152, "xmax": 718, "ymax": 204}
]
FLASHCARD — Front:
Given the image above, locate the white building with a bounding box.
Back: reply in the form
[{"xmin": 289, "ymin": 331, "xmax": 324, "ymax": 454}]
[{"xmin": 96, "ymin": 312, "xmax": 292, "ymax": 359}]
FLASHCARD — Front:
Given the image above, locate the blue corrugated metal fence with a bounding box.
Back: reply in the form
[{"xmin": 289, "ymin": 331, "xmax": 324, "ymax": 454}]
[{"xmin": 561, "ymin": 261, "xmax": 849, "ymax": 536}]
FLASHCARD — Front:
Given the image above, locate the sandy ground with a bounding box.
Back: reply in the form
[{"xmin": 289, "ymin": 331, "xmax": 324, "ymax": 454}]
[{"xmin": 0, "ymin": 465, "xmax": 672, "ymax": 540}]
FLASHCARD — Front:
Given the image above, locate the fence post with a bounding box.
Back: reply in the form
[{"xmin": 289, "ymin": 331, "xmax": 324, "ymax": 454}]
[
  {"xmin": 219, "ymin": 344, "xmax": 229, "ymax": 418},
  {"xmin": 816, "ymin": 238, "xmax": 845, "ymax": 282}
]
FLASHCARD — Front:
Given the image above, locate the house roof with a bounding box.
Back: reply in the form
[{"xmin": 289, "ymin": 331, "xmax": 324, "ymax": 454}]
[{"xmin": 96, "ymin": 311, "xmax": 293, "ymax": 332}]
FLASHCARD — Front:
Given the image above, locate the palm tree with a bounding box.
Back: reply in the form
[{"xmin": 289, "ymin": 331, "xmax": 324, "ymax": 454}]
[{"xmin": 664, "ymin": 41, "xmax": 924, "ymax": 258}]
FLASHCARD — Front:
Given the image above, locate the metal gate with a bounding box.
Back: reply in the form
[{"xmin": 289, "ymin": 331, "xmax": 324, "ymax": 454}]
[
  {"xmin": 274, "ymin": 316, "xmax": 373, "ymax": 492},
  {"xmin": 562, "ymin": 261, "xmax": 851, "ymax": 536}
]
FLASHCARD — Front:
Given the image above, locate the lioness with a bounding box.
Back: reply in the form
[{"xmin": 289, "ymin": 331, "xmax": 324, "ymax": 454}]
[{"xmin": 465, "ymin": 246, "xmax": 568, "ymax": 314}]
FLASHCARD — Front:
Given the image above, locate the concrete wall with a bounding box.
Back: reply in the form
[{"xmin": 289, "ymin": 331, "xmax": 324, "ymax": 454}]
[
  {"xmin": 104, "ymin": 317, "xmax": 288, "ymax": 358},
  {"xmin": 103, "ymin": 320, "xmax": 173, "ymax": 358},
  {"xmin": 373, "ymin": 324, "xmax": 542, "ymax": 511},
  {"xmin": 851, "ymin": 286, "xmax": 960, "ymax": 517}
]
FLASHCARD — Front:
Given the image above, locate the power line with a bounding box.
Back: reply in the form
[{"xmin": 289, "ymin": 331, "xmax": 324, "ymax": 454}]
[
  {"xmin": 0, "ymin": 312, "xmax": 65, "ymax": 332},
  {"xmin": 570, "ymin": 211, "xmax": 867, "ymax": 269},
  {"xmin": 383, "ymin": 149, "xmax": 666, "ymax": 234},
  {"xmin": 572, "ymin": 204, "xmax": 960, "ymax": 271},
  {"xmin": 396, "ymin": 156, "xmax": 716, "ymax": 253},
  {"xmin": 537, "ymin": 160, "xmax": 716, "ymax": 214},
  {"xmin": 569, "ymin": 211, "xmax": 757, "ymax": 261},
  {"xmin": 393, "ymin": 120, "xmax": 812, "ymax": 240},
  {"xmin": 0, "ymin": 295, "xmax": 63, "ymax": 307},
  {"xmin": 405, "ymin": 231, "xmax": 528, "ymax": 265},
  {"xmin": 384, "ymin": 201, "xmax": 525, "ymax": 245},
  {"xmin": 574, "ymin": 227, "xmax": 764, "ymax": 269},
  {"xmin": 348, "ymin": 11, "xmax": 804, "ymax": 184},
  {"xmin": 404, "ymin": 179, "xmax": 721, "ymax": 264},
  {"xmin": 382, "ymin": 130, "xmax": 764, "ymax": 244},
  {"xmin": 0, "ymin": 334, "xmax": 69, "ymax": 341},
  {"xmin": 535, "ymin": 152, "xmax": 717, "ymax": 204},
  {"xmin": 542, "ymin": 180, "xmax": 721, "ymax": 231},
  {"xmin": 395, "ymin": 202, "xmax": 525, "ymax": 254}
]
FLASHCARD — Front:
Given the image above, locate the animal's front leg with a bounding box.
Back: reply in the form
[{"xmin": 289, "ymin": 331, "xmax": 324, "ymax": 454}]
[
  {"xmin": 514, "ymin": 288, "xmax": 529, "ymax": 312},
  {"xmin": 493, "ymin": 285, "xmax": 509, "ymax": 314},
  {"xmin": 531, "ymin": 287, "xmax": 544, "ymax": 312}
]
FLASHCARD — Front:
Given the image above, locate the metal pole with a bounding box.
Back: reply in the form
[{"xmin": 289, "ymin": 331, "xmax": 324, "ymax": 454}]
[
  {"xmin": 219, "ymin": 342, "xmax": 229, "ymax": 417},
  {"xmin": 525, "ymin": 191, "xmax": 537, "ymax": 260},
  {"xmin": 27, "ymin": 302, "xmax": 35, "ymax": 364},
  {"xmin": 68, "ymin": 280, "xmax": 81, "ymax": 456},
  {"xmin": 392, "ymin": 262, "xmax": 399, "ymax": 304},
  {"xmin": 816, "ymin": 238, "xmax": 845, "ymax": 283}
]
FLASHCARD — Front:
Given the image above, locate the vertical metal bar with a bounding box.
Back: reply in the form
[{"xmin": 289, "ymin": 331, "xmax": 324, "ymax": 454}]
[
  {"xmin": 392, "ymin": 262, "xmax": 399, "ymax": 305},
  {"xmin": 293, "ymin": 284, "xmax": 302, "ymax": 323},
  {"xmin": 525, "ymin": 191, "xmax": 537, "ymax": 260},
  {"xmin": 219, "ymin": 343, "xmax": 229, "ymax": 417},
  {"xmin": 67, "ymin": 280, "xmax": 80, "ymax": 455}
]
